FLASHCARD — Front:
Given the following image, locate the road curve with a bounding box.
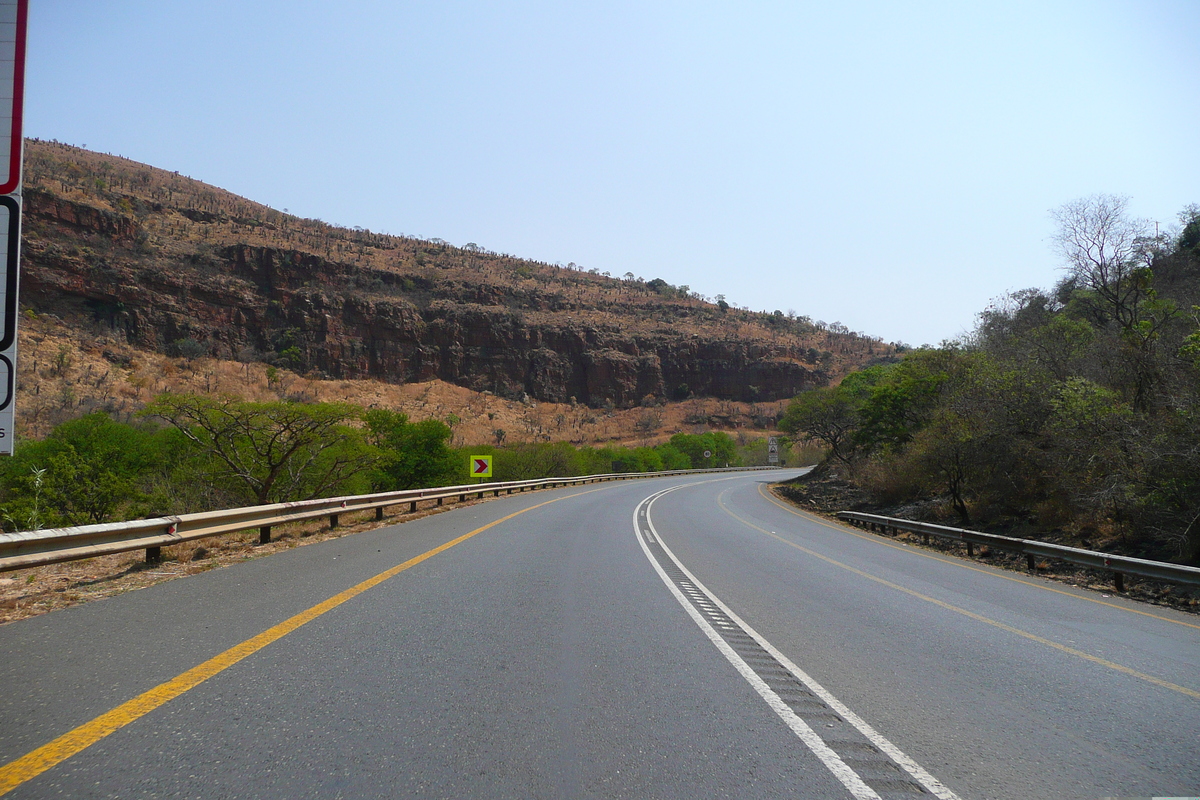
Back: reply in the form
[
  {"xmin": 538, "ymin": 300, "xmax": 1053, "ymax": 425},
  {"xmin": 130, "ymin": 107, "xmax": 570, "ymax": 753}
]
[{"xmin": 0, "ymin": 470, "xmax": 1196, "ymax": 799}]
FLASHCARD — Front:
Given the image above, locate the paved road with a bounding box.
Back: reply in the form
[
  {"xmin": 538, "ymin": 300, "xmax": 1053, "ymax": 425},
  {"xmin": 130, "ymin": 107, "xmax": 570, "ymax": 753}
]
[{"xmin": 1, "ymin": 470, "xmax": 1197, "ymax": 799}]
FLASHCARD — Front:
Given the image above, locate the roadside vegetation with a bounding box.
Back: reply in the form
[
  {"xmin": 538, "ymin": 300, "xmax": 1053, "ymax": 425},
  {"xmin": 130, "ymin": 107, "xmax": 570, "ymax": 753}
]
[
  {"xmin": 781, "ymin": 196, "xmax": 1200, "ymax": 565},
  {"xmin": 0, "ymin": 394, "xmax": 790, "ymax": 532}
]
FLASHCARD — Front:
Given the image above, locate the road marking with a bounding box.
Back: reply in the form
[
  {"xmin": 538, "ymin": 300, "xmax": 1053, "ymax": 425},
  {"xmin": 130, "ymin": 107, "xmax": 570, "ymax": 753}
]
[
  {"xmin": 725, "ymin": 489, "xmax": 1200, "ymax": 701},
  {"xmin": 758, "ymin": 483, "xmax": 1200, "ymax": 632},
  {"xmin": 0, "ymin": 488, "xmax": 605, "ymax": 797},
  {"xmin": 635, "ymin": 486, "xmax": 961, "ymax": 800}
]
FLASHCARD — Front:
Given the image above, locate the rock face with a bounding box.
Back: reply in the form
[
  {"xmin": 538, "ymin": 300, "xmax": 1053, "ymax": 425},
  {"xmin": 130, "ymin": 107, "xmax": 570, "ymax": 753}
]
[{"xmin": 22, "ymin": 189, "xmax": 829, "ymax": 406}]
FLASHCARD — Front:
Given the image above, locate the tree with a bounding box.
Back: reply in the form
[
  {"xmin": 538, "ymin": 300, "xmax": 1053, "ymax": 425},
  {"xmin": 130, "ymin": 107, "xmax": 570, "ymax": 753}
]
[
  {"xmin": 143, "ymin": 394, "xmax": 378, "ymax": 504},
  {"xmin": 668, "ymin": 432, "xmax": 739, "ymax": 468},
  {"xmin": 169, "ymin": 337, "xmax": 207, "ymax": 362},
  {"xmin": 364, "ymin": 410, "xmax": 456, "ymax": 490},
  {"xmin": 1044, "ymin": 377, "xmax": 1140, "ymax": 523},
  {"xmin": 1052, "ymin": 196, "xmax": 1180, "ymax": 411},
  {"xmin": 907, "ymin": 413, "xmax": 977, "ymax": 524},
  {"xmin": 633, "ymin": 409, "xmax": 663, "ymax": 444},
  {"xmin": 779, "ymin": 387, "xmax": 858, "ymax": 465},
  {"xmin": 0, "ymin": 413, "xmax": 172, "ymax": 528},
  {"xmin": 1136, "ymin": 407, "xmax": 1200, "ymax": 562},
  {"xmin": 853, "ymin": 351, "xmax": 960, "ymax": 450},
  {"xmin": 653, "ymin": 442, "xmax": 692, "ymax": 470},
  {"xmin": 1051, "ymin": 194, "xmax": 1153, "ymax": 329}
]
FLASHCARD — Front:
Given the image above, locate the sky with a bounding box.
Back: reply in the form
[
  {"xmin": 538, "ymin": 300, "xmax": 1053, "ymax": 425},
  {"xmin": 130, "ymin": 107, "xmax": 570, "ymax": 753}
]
[{"xmin": 24, "ymin": 0, "xmax": 1200, "ymax": 347}]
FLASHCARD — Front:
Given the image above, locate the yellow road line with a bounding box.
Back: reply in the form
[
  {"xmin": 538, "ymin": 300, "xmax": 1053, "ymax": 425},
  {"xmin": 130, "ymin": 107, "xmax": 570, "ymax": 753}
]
[
  {"xmin": 758, "ymin": 483, "xmax": 1200, "ymax": 632},
  {"xmin": 710, "ymin": 490, "xmax": 1200, "ymax": 701},
  {"xmin": 0, "ymin": 490, "xmax": 597, "ymax": 797}
]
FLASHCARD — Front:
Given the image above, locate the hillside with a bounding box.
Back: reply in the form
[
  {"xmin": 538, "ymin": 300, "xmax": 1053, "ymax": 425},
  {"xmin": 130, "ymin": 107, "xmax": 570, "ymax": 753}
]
[{"xmin": 17, "ymin": 140, "xmax": 896, "ymax": 436}]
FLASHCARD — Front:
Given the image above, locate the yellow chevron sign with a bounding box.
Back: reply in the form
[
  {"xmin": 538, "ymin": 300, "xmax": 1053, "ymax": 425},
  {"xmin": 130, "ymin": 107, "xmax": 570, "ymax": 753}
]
[{"xmin": 469, "ymin": 455, "xmax": 493, "ymax": 478}]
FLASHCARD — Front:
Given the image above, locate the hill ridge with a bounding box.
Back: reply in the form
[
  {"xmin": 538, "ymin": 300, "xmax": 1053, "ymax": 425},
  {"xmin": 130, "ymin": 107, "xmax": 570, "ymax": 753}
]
[{"xmin": 20, "ymin": 139, "xmax": 897, "ymax": 412}]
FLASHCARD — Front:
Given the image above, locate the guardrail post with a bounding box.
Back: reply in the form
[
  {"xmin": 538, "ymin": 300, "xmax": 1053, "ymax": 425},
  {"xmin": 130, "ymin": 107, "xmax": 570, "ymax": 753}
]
[
  {"xmin": 1113, "ymin": 572, "xmax": 1125, "ymax": 592},
  {"xmin": 376, "ymin": 507, "xmax": 385, "ymax": 521},
  {"xmin": 437, "ymin": 497, "xmax": 443, "ymax": 506},
  {"xmin": 459, "ymin": 493, "xmax": 466, "ymax": 502},
  {"xmin": 145, "ymin": 546, "xmax": 161, "ymax": 562},
  {"xmin": 330, "ymin": 514, "xmax": 339, "ymax": 529},
  {"xmin": 1026, "ymin": 554, "xmax": 1036, "ymax": 571},
  {"xmin": 409, "ymin": 500, "xmax": 417, "ymax": 513},
  {"xmin": 260, "ymin": 526, "xmax": 271, "ymax": 544},
  {"xmin": 966, "ymin": 542, "xmax": 974, "ymax": 557}
]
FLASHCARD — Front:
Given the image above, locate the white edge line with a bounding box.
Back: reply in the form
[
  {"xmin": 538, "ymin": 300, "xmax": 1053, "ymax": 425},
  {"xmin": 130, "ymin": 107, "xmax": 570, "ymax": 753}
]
[
  {"xmin": 634, "ymin": 487, "xmax": 881, "ymax": 800},
  {"xmin": 641, "ymin": 485, "xmax": 964, "ymax": 800}
]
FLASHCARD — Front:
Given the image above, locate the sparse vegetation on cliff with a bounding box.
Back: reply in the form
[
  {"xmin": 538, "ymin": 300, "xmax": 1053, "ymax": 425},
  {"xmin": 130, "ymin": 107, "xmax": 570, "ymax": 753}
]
[{"xmin": 21, "ymin": 138, "xmax": 895, "ymax": 410}]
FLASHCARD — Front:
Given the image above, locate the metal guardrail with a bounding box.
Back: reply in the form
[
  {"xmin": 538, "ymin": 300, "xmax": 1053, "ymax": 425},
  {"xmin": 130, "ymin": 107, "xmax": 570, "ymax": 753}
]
[
  {"xmin": 0, "ymin": 466, "xmax": 780, "ymax": 573},
  {"xmin": 837, "ymin": 511, "xmax": 1200, "ymax": 592}
]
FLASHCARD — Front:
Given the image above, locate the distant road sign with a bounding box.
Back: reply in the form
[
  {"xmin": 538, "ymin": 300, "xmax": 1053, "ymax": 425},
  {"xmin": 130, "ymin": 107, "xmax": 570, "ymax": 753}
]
[
  {"xmin": 470, "ymin": 455, "xmax": 493, "ymax": 478},
  {"xmin": 703, "ymin": 450, "xmax": 712, "ymax": 459},
  {"xmin": 0, "ymin": 0, "xmax": 28, "ymax": 195},
  {"xmin": 768, "ymin": 436, "xmax": 779, "ymax": 464}
]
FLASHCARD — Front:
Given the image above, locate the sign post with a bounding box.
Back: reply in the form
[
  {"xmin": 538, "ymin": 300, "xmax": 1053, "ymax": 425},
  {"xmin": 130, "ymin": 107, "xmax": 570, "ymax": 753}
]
[{"xmin": 0, "ymin": 0, "xmax": 28, "ymax": 454}]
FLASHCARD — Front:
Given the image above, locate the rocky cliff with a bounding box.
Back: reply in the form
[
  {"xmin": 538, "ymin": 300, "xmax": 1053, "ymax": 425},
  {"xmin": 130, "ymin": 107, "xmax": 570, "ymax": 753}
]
[{"xmin": 20, "ymin": 141, "xmax": 895, "ymax": 406}]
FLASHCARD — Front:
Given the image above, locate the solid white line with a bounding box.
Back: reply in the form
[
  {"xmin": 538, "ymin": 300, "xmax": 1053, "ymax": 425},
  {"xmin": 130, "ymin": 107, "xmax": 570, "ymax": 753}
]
[{"xmin": 637, "ymin": 484, "xmax": 963, "ymax": 800}]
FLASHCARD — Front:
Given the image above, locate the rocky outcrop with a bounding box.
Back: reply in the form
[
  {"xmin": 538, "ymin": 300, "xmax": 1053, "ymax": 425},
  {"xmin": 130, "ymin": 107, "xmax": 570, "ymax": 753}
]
[
  {"xmin": 25, "ymin": 189, "xmax": 144, "ymax": 244},
  {"xmin": 22, "ymin": 198, "xmax": 828, "ymax": 406}
]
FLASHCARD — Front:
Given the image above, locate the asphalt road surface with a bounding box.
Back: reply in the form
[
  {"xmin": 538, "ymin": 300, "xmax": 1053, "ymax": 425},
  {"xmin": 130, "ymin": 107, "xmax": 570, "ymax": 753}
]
[{"xmin": 1, "ymin": 470, "xmax": 1197, "ymax": 799}]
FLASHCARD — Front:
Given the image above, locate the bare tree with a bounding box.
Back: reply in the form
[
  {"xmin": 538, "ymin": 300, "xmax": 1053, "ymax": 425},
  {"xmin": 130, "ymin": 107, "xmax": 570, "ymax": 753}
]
[
  {"xmin": 1052, "ymin": 195, "xmax": 1179, "ymax": 411},
  {"xmin": 633, "ymin": 409, "xmax": 663, "ymax": 445},
  {"xmin": 1051, "ymin": 194, "xmax": 1151, "ymax": 328}
]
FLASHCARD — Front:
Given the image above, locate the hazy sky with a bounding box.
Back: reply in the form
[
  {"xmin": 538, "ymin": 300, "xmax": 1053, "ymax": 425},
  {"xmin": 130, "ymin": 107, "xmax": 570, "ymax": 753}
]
[{"xmin": 26, "ymin": 1, "xmax": 1200, "ymax": 346}]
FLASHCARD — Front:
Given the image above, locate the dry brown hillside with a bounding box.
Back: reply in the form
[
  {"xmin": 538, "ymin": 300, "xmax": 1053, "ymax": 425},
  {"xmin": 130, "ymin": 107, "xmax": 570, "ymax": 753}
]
[{"xmin": 16, "ymin": 139, "xmax": 900, "ymax": 443}]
